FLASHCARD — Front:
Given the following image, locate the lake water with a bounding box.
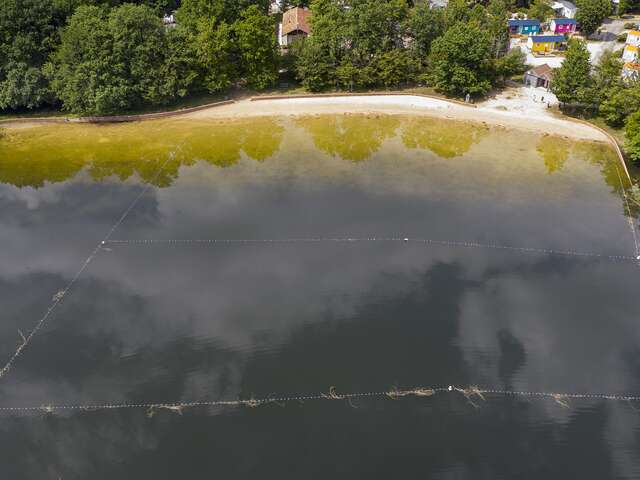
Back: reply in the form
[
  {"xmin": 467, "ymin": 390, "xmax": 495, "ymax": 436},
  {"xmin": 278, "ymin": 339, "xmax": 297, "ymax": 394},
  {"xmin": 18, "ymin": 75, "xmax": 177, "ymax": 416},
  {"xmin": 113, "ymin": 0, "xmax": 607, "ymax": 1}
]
[{"xmin": 1, "ymin": 115, "xmax": 640, "ymax": 479}]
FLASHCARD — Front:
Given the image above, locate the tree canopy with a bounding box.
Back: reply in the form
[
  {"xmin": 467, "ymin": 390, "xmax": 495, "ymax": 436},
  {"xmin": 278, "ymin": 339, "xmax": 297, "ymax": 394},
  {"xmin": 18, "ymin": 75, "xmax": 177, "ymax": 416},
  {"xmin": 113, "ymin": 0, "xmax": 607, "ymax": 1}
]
[
  {"xmin": 551, "ymin": 39, "xmax": 592, "ymax": 104},
  {"xmin": 428, "ymin": 22, "xmax": 493, "ymax": 96},
  {"xmin": 47, "ymin": 4, "xmax": 169, "ymax": 114},
  {"xmin": 0, "ymin": 0, "xmax": 57, "ymax": 110},
  {"xmin": 575, "ymin": 0, "xmax": 611, "ymax": 37}
]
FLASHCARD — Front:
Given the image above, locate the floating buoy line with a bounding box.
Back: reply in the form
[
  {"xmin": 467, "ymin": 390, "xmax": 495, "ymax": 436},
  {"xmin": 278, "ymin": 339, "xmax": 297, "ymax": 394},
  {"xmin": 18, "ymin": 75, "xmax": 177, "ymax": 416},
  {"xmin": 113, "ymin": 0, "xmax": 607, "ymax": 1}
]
[
  {"xmin": 0, "ymin": 149, "xmax": 181, "ymax": 382},
  {"xmin": 104, "ymin": 237, "xmax": 636, "ymax": 262},
  {"xmin": 1, "ymin": 385, "xmax": 640, "ymax": 416}
]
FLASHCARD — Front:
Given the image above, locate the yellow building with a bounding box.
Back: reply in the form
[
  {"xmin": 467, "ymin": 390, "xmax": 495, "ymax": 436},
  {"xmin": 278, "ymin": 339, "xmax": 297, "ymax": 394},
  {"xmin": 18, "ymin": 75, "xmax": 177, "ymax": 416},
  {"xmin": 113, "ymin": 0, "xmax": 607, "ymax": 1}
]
[{"xmin": 527, "ymin": 35, "xmax": 567, "ymax": 54}]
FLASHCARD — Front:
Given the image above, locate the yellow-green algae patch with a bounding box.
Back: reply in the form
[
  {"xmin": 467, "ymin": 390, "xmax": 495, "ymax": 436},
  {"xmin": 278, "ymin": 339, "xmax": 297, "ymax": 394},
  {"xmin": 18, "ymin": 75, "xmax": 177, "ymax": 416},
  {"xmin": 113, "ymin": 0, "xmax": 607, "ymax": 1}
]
[
  {"xmin": 0, "ymin": 114, "xmax": 622, "ymax": 194},
  {"xmin": 0, "ymin": 117, "xmax": 284, "ymax": 187}
]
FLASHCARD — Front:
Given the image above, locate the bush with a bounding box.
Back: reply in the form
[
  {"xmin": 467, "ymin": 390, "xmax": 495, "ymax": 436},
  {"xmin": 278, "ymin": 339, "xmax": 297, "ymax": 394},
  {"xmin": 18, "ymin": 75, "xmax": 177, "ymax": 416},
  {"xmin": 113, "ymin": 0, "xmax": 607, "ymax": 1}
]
[
  {"xmin": 624, "ymin": 22, "xmax": 636, "ymax": 29},
  {"xmin": 618, "ymin": 32, "xmax": 628, "ymax": 42},
  {"xmin": 625, "ymin": 111, "xmax": 640, "ymax": 163}
]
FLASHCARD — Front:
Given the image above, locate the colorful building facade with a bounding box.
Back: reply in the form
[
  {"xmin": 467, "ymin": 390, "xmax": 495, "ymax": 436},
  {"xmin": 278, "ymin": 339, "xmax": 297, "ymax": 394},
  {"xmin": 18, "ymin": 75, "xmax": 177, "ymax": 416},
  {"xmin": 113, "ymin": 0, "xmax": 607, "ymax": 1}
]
[
  {"xmin": 550, "ymin": 18, "xmax": 577, "ymax": 34},
  {"xmin": 527, "ymin": 35, "xmax": 566, "ymax": 53},
  {"xmin": 508, "ymin": 19, "xmax": 542, "ymax": 35}
]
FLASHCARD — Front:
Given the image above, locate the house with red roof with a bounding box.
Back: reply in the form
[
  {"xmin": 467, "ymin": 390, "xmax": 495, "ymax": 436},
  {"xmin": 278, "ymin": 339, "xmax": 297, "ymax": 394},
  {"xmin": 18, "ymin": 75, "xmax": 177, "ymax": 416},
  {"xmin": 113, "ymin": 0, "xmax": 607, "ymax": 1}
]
[{"xmin": 278, "ymin": 6, "xmax": 312, "ymax": 47}]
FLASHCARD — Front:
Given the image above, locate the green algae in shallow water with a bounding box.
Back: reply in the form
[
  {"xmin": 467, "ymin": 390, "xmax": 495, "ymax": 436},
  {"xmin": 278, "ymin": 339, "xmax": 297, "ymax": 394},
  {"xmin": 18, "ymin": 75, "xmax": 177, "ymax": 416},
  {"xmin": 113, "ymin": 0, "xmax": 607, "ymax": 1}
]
[
  {"xmin": 537, "ymin": 135, "xmax": 570, "ymax": 174},
  {"xmin": 0, "ymin": 114, "xmax": 624, "ymax": 196},
  {"xmin": 295, "ymin": 114, "xmax": 400, "ymax": 162},
  {"xmin": 401, "ymin": 116, "xmax": 489, "ymax": 159},
  {"xmin": 0, "ymin": 117, "xmax": 284, "ymax": 188}
]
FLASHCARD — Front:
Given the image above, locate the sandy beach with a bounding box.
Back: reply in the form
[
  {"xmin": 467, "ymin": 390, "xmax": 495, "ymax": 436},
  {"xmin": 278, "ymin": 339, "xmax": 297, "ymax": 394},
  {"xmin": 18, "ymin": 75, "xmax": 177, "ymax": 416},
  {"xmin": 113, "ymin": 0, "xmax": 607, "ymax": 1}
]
[
  {"xmin": 185, "ymin": 95, "xmax": 609, "ymax": 143},
  {"xmin": 1, "ymin": 93, "xmax": 609, "ymax": 143}
]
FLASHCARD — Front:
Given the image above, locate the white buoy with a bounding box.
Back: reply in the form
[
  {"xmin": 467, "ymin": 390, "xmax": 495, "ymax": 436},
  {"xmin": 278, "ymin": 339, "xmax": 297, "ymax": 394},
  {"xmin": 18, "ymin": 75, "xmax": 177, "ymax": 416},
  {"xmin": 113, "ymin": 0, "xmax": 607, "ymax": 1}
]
[{"xmin": 404, "ymin": 238, "xmax": 409, "ymax": 242}]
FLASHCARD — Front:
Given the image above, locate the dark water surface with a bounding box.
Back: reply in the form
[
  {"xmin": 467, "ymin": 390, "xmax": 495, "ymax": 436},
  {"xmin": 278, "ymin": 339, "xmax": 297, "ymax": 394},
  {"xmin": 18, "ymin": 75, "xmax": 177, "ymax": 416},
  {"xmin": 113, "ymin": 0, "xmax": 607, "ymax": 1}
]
[{"xmin": 1, "ymin": 115, "xmax": 640, "ymax": 479}]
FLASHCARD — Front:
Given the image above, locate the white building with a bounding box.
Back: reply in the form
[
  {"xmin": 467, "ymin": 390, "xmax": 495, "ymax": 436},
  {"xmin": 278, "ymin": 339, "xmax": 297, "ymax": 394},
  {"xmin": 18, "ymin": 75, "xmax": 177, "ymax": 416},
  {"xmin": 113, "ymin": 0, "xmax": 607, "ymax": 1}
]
[
  {"xmin": 626, "ymin": 30, "xmax": 640, "ymax": 48},
  {"xmin": 163, "ymin": 13, "xmax": 177, "ymax": 28},
  {"xmin": 551, "ymin": 0, "xmax": 577, "ymax": 18},
  {"xmin": 622, "ymin": 31, "xmax": 640, "ymax": 63}
]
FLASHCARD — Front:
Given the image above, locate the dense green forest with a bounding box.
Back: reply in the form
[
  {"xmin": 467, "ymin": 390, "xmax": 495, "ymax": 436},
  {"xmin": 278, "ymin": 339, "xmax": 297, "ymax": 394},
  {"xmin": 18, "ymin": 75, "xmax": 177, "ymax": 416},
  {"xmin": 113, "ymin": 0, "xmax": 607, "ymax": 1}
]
[{"xmin": 0, "ymin": 0, "xmax": 527, "ymax": 116}]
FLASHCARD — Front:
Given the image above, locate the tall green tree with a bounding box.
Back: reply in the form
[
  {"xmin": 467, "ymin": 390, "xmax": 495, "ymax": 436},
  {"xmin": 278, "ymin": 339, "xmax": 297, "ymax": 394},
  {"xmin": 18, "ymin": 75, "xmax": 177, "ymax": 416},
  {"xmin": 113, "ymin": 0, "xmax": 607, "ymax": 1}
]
[
  {"xmin": 576, "ymin": 0, "xmax": 611, "ymax": 36},
  {"xmin": 0, "ymin": 0, "xmax": 57, "ymax": 110},
  {"xmin": 47, "ymin": 4, "xmax": 170, "ymax": 114},
  {"xmin": 235, "ymin": 5, "xmax": 279, "ymax": 89},
  {"xmin": 348, "ymin": 0, "xmax": 408, "ymax": 59},
  {"xmin": 428, "ymin": 22, "xmax": 493, "ymax": 96},
  {"xmin": 404, "ymin": 1, "xmax": 445, "ymax": 57},
  {"xmin": 551, "ymin": 39, "xmax": 592, "ymax": 104},
  {"xmin": 195, "ymin": 18, "xmax": 238, "ymax": 91},
  {"xmin": 294, "ymin": 0, "xmax": 349, "ymax": 90},
  {"xmin": 486, "ymin": 0, "xmax": 510, "ymax": 57}
]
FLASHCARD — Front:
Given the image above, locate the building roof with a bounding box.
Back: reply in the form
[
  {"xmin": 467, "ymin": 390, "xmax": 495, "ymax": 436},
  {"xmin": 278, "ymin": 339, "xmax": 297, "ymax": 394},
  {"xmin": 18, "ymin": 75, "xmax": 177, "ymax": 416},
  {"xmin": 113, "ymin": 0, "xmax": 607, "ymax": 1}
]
[
  {"xmin": 626, "ymin": 44, "xmax": 639, "ymax": 52},
  {"xmin": 623, "ymin": 62, "xmax": 640, "ymax": 70},
  {"xmin": 629, "ymin": 30, "xmax": 640, "ymax": 37},
  {"xmin": 551, "ymin": 0, "xmax": 576, "ymax": 9},
  {"xmin": 527, "ymin": 63, "xmax": 554, "ymax": 80},
  {"xmin": 530, "ymin": 35, "xmax": 566, "ymax": 42},
  {"xmin": 552, "ymin": 18, "xmax": 577, "ymax": 25},
  {"xmin": 508, "ymin": 19, "xmax": 541, "ymax": 27},
  {"xmin": 281, "ymin": 6, "xmax": 311, "ymax": 36}
]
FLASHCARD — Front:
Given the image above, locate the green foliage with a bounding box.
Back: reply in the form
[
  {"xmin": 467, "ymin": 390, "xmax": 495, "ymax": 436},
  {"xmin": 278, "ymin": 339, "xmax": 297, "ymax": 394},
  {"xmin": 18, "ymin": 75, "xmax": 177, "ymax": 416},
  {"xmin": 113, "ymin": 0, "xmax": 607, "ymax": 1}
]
[
  {"xmin": 528, "ymin": 0, "xmax": 554, "ymax": 21},
  {"xmin": 278, "ymin": 0, "xmax": 312, "ymax": 10},
  {"xmin": 428, "ymin": 22, "xmax": 493, "ymax": 96},
  {"xmin": 404, "ymin": 2, "xmax": 445, "ymax": 57},
  {"xmin": 0, "ymin": 0, "xmax": 57, "ymax": 110},
  {"xmin": 625, "ymin": 111, "xmax": 640, "ymax": 163},
  {"xmin": 486, "ymin": 0, "xmax": 510, "ymax": 57},
  {"xmin": 47, "ymin": 4, "xmax": 170, "ymax": 114},
  {"xmin": 235, "ymin": 5, "xmax": 279, "ymax": 89},
  {"xmin": 575, "ymin": 0, "xmax": 611, "ymax": 36},
  {"xmin": 591, "ymin": 49, "xmax": 623, "ymax": 103},
  {"xmin": 551, "ymin": 39, "xmax": 592, "ymax": 104},
  {"xmin": 195, "ymin": 19, "xmax": 238, "ymax": 92},
  {"xmin": 444, "ymin": 0, "xmax": 470, "ymax": 27},
  {"xmin": 177, "ymin": 0, "xmax": 270, "ymax": 28},
  {"xmin": 494, "ymin": 48, "xmax": 527, "ymax": 82},
  {"xmin": 295, "ymin": 39, "xmax": 337, "ymax": 91},
  {"xmin": 600, "ymin": 87, "xmax": 640, "ymax": 126},
  {"xmin": 294, "ymin": 0, "xmax": 412, "ymax": 91},
  {"xmin": 374, "ymin": 49, "xmax": 414, "ymax": 87}
]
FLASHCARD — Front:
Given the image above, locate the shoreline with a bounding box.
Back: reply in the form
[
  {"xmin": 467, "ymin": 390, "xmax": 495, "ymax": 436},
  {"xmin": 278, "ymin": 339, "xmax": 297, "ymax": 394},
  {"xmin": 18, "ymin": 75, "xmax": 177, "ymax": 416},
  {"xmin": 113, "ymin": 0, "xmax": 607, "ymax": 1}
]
[
  {"xmin": 188, "ymin": 95, "xmax": 609, "ymax": 143},
  {"xmin": 2, "ymin": 93, "xmax": 630, "ymax": 181},
  {"xmin": 1, "ymin": 94, "xmax": 607, "ymax": 143}
]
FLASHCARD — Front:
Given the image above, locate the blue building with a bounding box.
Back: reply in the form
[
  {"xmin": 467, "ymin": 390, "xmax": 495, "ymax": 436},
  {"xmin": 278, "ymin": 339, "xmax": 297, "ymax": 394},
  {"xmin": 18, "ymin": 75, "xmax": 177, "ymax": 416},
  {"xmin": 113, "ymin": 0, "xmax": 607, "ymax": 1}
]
[{"xmin": 508, "ymin": 19, "xmax": 542, "ymax": 35}]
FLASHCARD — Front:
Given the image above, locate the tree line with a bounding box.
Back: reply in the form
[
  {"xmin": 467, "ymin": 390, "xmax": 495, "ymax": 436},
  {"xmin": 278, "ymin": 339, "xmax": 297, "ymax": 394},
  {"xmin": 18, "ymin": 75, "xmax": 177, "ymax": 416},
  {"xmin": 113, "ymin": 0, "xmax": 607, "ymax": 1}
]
[
  {"xmin": 292, "ymin": 0, "xmax": 525, "ymax": 96},
  {"xmin": 1, "ymin": 0, "xmax": 527, "ymax": 116},
  {"xmin": 552, "ymin": 39, "xmax": 640, "ymax": 162},
  {"xmin": 0, "ymin": 0, "xmax": 277, "ymax": 115}
]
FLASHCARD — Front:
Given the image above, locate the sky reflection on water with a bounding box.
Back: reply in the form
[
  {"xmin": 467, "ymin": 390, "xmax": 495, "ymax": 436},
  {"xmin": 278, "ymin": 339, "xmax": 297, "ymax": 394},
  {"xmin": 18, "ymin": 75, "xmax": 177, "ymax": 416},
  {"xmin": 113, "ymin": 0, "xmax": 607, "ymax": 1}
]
[{"xmin": 0, "ymin": 115, "xmax": 639, "ymax": 479}]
